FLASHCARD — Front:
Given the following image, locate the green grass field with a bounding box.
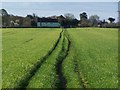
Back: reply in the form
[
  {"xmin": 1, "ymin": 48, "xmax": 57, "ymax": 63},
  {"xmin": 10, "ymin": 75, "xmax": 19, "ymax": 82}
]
[
  {"xmin": 64, "ymin": 28, "xmax": 118, "ymax": 88},
  {"xmin": 2, "ymin": 28, "xmax": 118, "ymax": 88},
  {"xmin": 2, "ymin": 28, "xmax": 61, "ymax": 88}
]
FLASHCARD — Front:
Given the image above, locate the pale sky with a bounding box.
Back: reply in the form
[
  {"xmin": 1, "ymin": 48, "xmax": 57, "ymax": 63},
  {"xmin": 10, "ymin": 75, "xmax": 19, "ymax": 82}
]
[
  {"xmin": 1, "ymin": 0, "xmax": 119, "ymax": 2},
  {"xmin": 0, "ymin": 2, "xmax": 119, "ymax": 22}
]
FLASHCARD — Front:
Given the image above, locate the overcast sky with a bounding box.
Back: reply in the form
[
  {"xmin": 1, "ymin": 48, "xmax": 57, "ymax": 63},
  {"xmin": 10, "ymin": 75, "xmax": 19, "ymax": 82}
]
[{"xmin": 1, "ymin": 2, "xmax": 119, "ymax": 22}]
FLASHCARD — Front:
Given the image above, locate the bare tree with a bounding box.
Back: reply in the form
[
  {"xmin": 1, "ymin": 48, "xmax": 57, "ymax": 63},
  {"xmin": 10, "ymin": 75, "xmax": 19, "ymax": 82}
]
[
  {"xmin": 64, "ymin": 13, "xmax": 75, "ymax": 20},
  {"xmin": 89, "ymin": 15, "xmax": 100, "ymax": 26}
]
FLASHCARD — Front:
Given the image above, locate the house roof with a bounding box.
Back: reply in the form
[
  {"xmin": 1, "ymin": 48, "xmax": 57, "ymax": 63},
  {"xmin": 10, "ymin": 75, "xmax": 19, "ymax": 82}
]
[
  {"xmin": 58, "ymin": 15, "xmax": 65, "ymax": 19},
  {"xmin": 38, "ymin": 18, "xmax": 58, "ymax": 22}
]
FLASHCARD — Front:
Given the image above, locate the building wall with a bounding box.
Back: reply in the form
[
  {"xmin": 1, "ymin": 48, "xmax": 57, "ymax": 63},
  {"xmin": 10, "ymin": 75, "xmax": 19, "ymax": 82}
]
[{"xmin": 37, "ymin": 22, "xmax": 61, "ymax": 27}]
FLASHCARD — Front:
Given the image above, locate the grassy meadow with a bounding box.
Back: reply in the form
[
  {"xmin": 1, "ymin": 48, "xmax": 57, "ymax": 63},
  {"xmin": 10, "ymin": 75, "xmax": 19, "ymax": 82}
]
[
  {"xmin": 2, "ymin": 28, "xmax": 61, "ymax": 88},
  {"xmin": 64, "ymin": 28, "xmax": 118, "ymax": 88},
  {"xmin": 2, "ymin": 28, "xmax": 118, "ymax": 88}
]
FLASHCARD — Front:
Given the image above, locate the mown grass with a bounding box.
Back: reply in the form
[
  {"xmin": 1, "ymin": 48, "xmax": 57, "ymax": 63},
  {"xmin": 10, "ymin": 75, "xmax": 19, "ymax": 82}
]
[
  {"xmin": 2, "ymin": 28, "xmax": 61, "ymax": 88},
  {"xmin": 66, "ymin": 28, "xmax": 118, "ymax": 88}
]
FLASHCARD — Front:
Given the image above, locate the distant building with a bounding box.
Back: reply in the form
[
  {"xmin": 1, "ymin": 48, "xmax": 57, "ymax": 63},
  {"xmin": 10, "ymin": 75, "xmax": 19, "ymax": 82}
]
[{"xmin": 37, "ymin": 17, "xmax": 61, "ymax": 27}]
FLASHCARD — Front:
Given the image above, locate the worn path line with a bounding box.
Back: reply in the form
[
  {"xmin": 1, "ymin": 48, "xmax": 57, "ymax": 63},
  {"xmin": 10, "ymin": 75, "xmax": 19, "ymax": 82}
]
[
  {"xmin": 14, "ymin": 30, "xmax": 63, "ymax": 89},
  {"xmin": 65, "ymin": 29, "xmax": 89, "ymax": 89},
  {"xmin": 74, "ymin": 58, "xmax": 89, "ymax": 89},
  {"xmin": 55, "ymin": 28, "xmax": 71, "ymax": 89}
]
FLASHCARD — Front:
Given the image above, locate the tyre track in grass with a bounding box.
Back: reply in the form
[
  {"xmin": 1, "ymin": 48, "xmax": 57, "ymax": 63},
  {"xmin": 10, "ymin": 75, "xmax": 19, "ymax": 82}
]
[
  {"xmin": 3, "ymin": 30, "xmax": 44, "ymax": 52},
  {"xmin": 3, "ymin": 31, "xmax": 13, "ymax": 34},
  {"xmin": 23, "ymin": 38, "xmax": 33, "ymax": 44},
  {"xmin": 3, "ymin": 38, "xmax": 34, "ymax": 52},
  {"xmin": 26, "ymin": 29, "xmax": 63, "ymax": 88},
  {"xmin": 55, "ymin": 28, "xmax": 71, "ymax": 89},
  {"xmin": 65, "ymin": 29, "xmax": 89, "ymax": 89},
  {"xmin": 73, "ymin": 58, "xmax": 89, "ymax": 89},
  {"xmin": 13, "ymin": 30, "xmax": 63, "ymax": 89}
]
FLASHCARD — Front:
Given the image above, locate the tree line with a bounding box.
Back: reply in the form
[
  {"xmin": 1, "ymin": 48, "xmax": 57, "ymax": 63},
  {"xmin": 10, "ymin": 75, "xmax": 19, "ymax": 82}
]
[{"xmin": 0, "ymin": 9, "xmax": 119, "ymax": 28}]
